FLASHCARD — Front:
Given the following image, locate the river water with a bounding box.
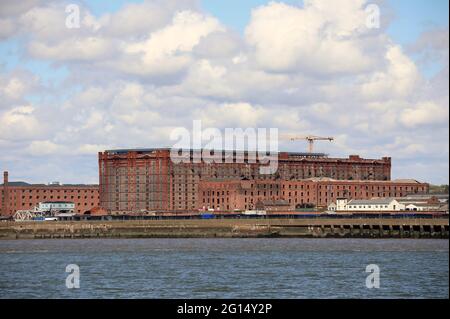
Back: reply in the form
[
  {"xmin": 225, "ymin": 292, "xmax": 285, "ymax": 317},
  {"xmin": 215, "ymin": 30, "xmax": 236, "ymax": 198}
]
[{"xmin": 0, "ymin": 238, "xmax": 448, "ymax": 299}]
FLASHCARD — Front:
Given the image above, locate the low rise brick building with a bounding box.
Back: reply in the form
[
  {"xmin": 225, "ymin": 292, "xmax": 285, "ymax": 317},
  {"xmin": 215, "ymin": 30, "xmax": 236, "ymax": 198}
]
[{"xmin": 1, "ymin": 171, "xmax": 99, "ymax": 216}]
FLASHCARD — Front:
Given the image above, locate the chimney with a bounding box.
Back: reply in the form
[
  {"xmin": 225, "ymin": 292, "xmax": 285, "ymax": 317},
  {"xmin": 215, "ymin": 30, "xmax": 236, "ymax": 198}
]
[
  {"xmin": 2, "ymin": 171, "xmax": 9, "ymax": 216},
  {"xmin": 349, "ymin": 155, "xmax": 361, "ymax": 160}
]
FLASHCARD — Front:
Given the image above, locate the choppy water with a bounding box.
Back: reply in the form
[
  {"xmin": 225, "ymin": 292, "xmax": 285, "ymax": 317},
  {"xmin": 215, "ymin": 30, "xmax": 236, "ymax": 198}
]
[{"xmin": 0, "ymin": 239, "xmax": 448, "ymax": 299}]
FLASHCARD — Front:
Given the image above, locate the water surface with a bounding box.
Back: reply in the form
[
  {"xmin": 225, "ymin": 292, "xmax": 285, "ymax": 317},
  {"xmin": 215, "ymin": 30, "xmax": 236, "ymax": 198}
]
[{"xmin": 0, "ymin": 239, "xmax": 448, "ymax": 299}]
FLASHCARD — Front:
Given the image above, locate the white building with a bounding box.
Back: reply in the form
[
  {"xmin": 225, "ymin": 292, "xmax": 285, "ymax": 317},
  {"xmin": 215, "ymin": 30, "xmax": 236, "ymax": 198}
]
[
  {"xmin": 397, "ymin": 195, "xmax": 445, "ymax": 211},
  {"xmin": 38, "ymin": 202, "xmax": 75, "ymax": 212},
  {"xmin": 329, "ymin": 198, "xmax": 404, "ymax": 212},
  {"xmin": 329, "ymin": 194, "xmax": 449, "ymax": 213},
  {"xmin": 405, "ymin": 203, "xmax": 427, "ymax": 211}
]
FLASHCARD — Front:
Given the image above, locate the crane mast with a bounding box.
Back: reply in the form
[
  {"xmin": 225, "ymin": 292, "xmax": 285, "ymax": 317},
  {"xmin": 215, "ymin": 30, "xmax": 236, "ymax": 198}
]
[{"xmin": 283, "ymin": 135, "xmax": 334, "ymax": 153}]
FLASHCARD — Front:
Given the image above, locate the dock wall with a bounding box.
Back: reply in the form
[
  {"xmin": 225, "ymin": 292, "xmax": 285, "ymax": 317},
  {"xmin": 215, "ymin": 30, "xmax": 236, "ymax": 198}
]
[{"xmin": 0, "ymin": 218, "xmax": 448, "ymax": 239}]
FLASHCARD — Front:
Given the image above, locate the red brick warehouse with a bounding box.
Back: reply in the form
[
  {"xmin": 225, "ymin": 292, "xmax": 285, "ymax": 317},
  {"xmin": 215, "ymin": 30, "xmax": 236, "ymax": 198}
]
[
  {"xmin": 1, "ymin": 171, "xmax": 99, "ymax": 216},
  {"xmin": 97, "ymin": 148, "xmax": 418, "ymax": 214}
]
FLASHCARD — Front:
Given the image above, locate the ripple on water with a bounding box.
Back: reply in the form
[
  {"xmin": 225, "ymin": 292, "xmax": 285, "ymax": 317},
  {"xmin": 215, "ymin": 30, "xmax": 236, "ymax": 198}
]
[{"xmin": 0, "ymin": 238, "xmax": 448, "ymax": 299}]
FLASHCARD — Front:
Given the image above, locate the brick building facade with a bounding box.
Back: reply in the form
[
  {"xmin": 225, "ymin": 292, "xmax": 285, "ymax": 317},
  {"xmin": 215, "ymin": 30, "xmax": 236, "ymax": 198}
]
[
  {"xmin": 198, "ymin": 178, "xmax": 429, "ymax": 211},
  {"xmin": 0, "ymin": 171, "xmax": 99, "ymax": 216},
  {"xmin": 98, "ymin": 148, "xmax": 396, "ymax": 213},
  {"xmin": 0, "ymin": 148, "xmax": 427, "ymax": 216}
]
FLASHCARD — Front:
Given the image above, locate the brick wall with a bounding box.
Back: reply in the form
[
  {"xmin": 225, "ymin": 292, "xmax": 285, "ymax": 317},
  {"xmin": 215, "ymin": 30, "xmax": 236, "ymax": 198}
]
[
  {"xmin": 0, "ymin": 184, "xmax": 99, "ymax": 216},
  {"xmin": 99, "ymin": 149, "xmax": 395, "ymax": 214}
]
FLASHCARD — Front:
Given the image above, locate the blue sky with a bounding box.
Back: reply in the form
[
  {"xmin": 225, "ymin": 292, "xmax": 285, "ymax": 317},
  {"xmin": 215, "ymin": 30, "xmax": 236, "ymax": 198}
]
[
  {"xmin": 386, "ymin": 0, "xmax": 449, "ymax": 44},
  {"xmin": 2, "ymin": 0, "xmax": 448, "ymax": 83},
  {"xmin": 105, "ymin": 0, "xmax": 450, "ymax": 79},
  {"xmin": 86, "ymin": 0, "xmax": 450, "ymax": 42},
  {"xmin": 0, "ymin": 0, "xmax": 448, "ymax": 184},
  {"xmin": 0, "ymin": 0, "xmax": 448, "ymax": 82}
]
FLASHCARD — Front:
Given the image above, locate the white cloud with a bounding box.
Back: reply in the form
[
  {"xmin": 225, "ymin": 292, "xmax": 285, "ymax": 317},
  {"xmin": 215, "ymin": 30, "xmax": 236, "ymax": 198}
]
[
  {"xmin": 77, "ymin": 143, "xmax": 109, "ymax": 155},
  {"xmin": 0, "ymin": 18, "xmax": 16, "ymax": 38},
  {"xmin": 245, "ymin": 0, "xmax": 375, "ymax": 74},
  {"xmin": 26, "ymin": 140, "xmax": 63, "ymax": 156},
  {"xmin": 0, "ymin": 0, "xmax": 448, "ymax": 184},
  {"xmin": 1, "ymin": 78, "xmax": 26, "ymax": 100},
  {"xmin": 194, "ymin": 102, "xmax": 267, "ymax": 128},
  {"xmin": 26, "ymin": 140, "xmax": 109, "ymax": 156},
  {"xmin": 360, "ymin": 45, "xmax": 420, "ymax": 99},
  {"xmin": 28, "ymin": 37, "xmax": 115, "ymax": 61},
  {"xmin": 400, "ymin": 101, "xmax": 449, "ymax": 128},
  {"xmin": 0, "ymin": 1, "xmax": 43, "ymax": 17},
  {"xmin": 0, "ymin": 106, "xmax": 45, "ymax": 141},
  {"xmin": 101, "ymin": 0, "xmax": 197, "ymax": 38},
  {"xmin": 0, "ymin": 70, "xmax": 39, "ymax": 107},
  {"xmin": 115, "ymin": 10, "xmax": 224, "ymax": 76},
  {"xmin": 19, "ymin": 4, "xmax": 73, "ymax": 41}
]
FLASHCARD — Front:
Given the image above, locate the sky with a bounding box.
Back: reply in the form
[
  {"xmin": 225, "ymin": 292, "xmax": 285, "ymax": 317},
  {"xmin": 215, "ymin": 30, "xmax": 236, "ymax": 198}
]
[{"xmin": 0, "ymin": 0, "xmax": 448, "ymax": 185}]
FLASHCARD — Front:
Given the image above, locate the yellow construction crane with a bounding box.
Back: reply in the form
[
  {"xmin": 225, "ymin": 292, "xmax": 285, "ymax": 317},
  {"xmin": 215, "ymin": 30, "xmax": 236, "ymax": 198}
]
[{"xmin": 283, "ymin": 135, "xmax": 334, "ymax": 153}]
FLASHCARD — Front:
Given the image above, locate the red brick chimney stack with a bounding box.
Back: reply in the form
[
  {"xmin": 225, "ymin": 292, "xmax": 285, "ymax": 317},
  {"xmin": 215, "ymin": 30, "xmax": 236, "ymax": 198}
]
[{"xmin": 2, "ymin": 171, "xmax": 9, "ymax": 216}]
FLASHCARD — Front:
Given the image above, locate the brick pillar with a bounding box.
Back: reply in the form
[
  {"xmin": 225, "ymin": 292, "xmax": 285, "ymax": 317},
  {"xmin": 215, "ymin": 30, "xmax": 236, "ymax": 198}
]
[
  {"xmin": 98, "ymin": 152, "xmax": 106, "ymax": 211},
  {"xmin": 2, "ymin": 171, "xmax": 9, "ymax": 216}
]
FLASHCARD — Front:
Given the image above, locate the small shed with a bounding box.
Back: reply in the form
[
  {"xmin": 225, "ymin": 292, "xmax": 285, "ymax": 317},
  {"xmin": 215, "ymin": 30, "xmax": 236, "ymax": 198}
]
[{"xmin": 255, "ymin": 200, "xmax": 294, "ymax": 212}]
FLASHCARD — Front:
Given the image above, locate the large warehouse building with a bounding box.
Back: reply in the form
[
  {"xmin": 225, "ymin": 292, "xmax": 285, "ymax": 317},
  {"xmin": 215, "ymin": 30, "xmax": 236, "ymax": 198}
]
[{"xmin": 98, "ymin": 148, "xmax": 428, "ymax": 213}]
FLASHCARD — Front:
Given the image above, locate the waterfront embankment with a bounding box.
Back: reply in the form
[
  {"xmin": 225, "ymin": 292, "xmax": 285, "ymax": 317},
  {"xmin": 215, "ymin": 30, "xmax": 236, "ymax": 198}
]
[{"xmin": 0, "ymin": 218, "xmax": 448, "ymax": 239}]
